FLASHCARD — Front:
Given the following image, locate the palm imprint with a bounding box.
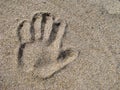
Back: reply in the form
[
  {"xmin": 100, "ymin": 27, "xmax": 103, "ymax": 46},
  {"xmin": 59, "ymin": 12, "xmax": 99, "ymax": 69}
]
[{"xmin": 17, "ymin": 12, "xmax": 78, "ymax": 79}]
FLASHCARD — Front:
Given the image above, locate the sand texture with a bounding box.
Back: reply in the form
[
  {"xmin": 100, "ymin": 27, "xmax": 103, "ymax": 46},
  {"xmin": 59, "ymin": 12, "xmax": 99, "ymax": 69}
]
[{"xmin": 0, "ymin": 0, "xmax": 120, "ymax": 90}]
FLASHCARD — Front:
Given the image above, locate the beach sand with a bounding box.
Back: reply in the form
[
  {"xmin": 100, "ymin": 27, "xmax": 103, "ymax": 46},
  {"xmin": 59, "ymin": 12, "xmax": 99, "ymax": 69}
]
[{"xmin": 0, "ymin": 0, "xmax": 120, "ymax": 90}]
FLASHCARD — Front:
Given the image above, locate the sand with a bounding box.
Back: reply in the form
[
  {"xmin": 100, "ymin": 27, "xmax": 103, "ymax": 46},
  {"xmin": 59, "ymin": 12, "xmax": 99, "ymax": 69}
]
[{"xmin": 0, "ymin": 0, "xmax": 120, "ymax": 90}]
